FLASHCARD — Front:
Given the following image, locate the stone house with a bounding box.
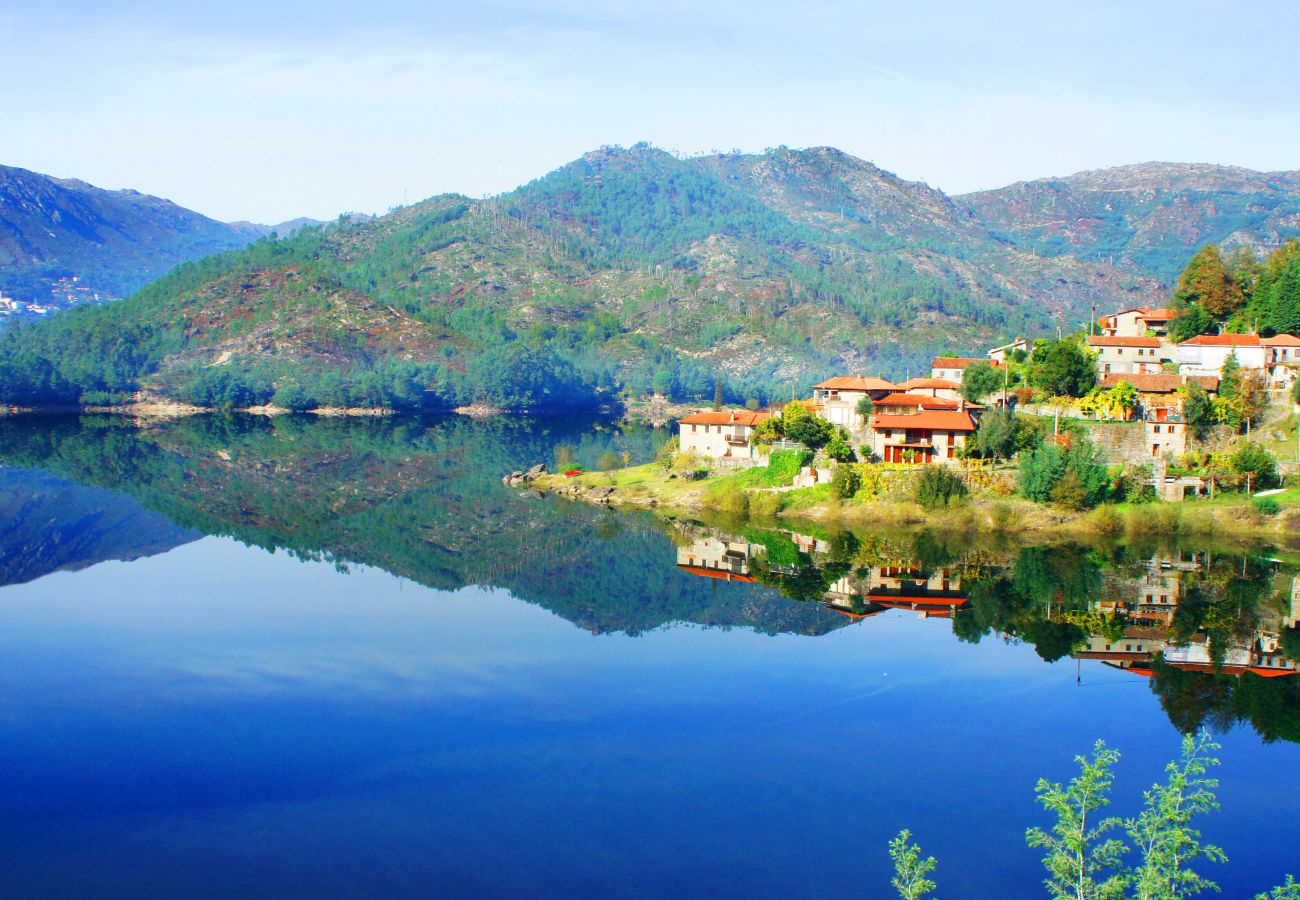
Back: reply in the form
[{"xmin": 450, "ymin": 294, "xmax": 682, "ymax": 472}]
[
  {"xmin": 1099, "ymin": 307, "xmax": 1177, "ymax": 338},
  {"xmin": 809, "ymin": 376, "xmax": 896, "ymax": 429}
]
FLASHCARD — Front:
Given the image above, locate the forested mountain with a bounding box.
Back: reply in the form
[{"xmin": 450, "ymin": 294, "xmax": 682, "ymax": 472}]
[
  {"xmin": 0, "ymin": 164, "xmax": 315, "ymax": 313},
  {"xmin": 2, "ymin": 146, "xmax": 1298, "ymax": 411},
  {"xmin": 959, "ymin": 163, "xmax": 1300, "ymax": 282}
]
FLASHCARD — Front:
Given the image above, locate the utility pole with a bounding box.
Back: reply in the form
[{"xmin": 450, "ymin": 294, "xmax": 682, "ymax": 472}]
[{"xmin": 1090, "ymin": 302, "xmax": 1097, "ymax": 336}]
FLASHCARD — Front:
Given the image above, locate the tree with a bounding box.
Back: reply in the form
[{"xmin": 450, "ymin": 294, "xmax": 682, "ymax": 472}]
[
  {"xmin": 1020, "ymin": 442, "xmax": 1067, "ymax": 503},
  {"xmin": 889, "ymin": 830, "xmax": 937, "ymax": 900},
  {"xmin": 962, "ymin": 361, "xmax": 1002, "ymax": 402},
  {"xmin": 1231, "ymin": 442, "xmax": 1278, "ymax": 487},
  {"xmin": 1126, "ymin": 731, "xmax": 1226, "ymax": 900},
  {"xmin": 1026, "ymin": 740, "xmax": 1128, "ymax": 900},
  {"xmin": 1169, "ymin": 304, "xmax": 1213, "ymax": 343},
  {"xmin": 1032, "ymin": 341, "xmax": 1097, "ymax": 398},
  {"xmin": 976, "ymin": 407, "xmax": 1018, "ymax": 459},
  {"xmin": 856, "ymin": 395, "xmax": 874, "ymax": 422},
  {"xmin": 712, "ymin": 376, "xmax": 723, "ymax": 410},
  {"xmin": 828, "ymin": 463, "xmax": 860, "ymax": 500},
  {"xmin": 780, "ymin": 403, "xmax": 835, "ymax": 449},
  {"xmin": 1181, "ymin": 382, "xmax": 1214, "ymax": 441},
  {"xmin": 1175, "ymin": 245, "xmax": 1244, "ymax": 317}
]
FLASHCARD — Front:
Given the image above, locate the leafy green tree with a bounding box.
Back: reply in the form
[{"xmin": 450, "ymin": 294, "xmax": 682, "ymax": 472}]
[
  {"xmin": 1175, "ymin": 245, "xmax": 1244, "ymax": 317},
  {"xmin": 962, "ymin": 361, "xmax": 1002, "ymax": 402},
  {"xmin": 828, "ymin": 463, "xmax": 860, "ymax": 500},
  {"xmin": 1231, "ymin": 442, "xmax": 1278, "ymax": 487},
  {"xmin": 1169, "ymin": 304, "xmax": 1213, "ymax": 343},
  {"xmin": 1020, "ymin": 442, "xmax": 1067, "ymax": 502},
  {"xmin": 1032, "ymin": 341, "xmax": 1098, "ymax": 398},
  {"xmin": 1125, "ymin": 730, "xmax": 1226, "ymax": 900},
  {"xmin": 889, "ymin": 830, "xmax": 937, "ymax": 900},
  {"xmin": 780, "ymin": 403, "xmax": 835, "ymax": 449},
  {"xmin": 1026, "ymin": 740, "xmax": 1128, "ymax": 900},
  {"xmin": 856, "ymin": 395, "xmax": 874, "ymax": 420},
  {"xmin": 1181, "ymin": 382, "xmax": 1215, "ymax": 441},
  {"xmin": 975, "ymin": 407, "xmax": 1018, "ymax": 459}
]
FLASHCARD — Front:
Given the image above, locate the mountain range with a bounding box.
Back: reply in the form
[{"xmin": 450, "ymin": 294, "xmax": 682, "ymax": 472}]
[
  {"xmin": 0, "ymin": 164, "xmax": 324, "ymax": 314},
  {"xmin": 1, "ymin": 145, "xmax": 1297, "ymax": 406}
]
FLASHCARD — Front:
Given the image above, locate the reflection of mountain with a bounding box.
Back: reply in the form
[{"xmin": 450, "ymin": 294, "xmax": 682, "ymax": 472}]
[
  {"xmin": 0, "ymin": 415, "xmax": 843, "ymax": 637},
  {"xmin": 0, "ymin": 464, "xmax": 197, "ymax": 586}
]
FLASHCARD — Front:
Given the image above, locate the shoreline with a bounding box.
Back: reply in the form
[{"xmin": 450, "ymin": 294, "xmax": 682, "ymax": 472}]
[{"xmin": 528, "ymin": 462, "xmax": 1300, "ymax": 547}]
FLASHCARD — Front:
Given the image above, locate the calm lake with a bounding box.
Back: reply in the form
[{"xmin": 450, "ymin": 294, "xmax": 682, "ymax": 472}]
[{"xmin": 0, "ymin": 414, "xmax": 1297, "ymax": 898}]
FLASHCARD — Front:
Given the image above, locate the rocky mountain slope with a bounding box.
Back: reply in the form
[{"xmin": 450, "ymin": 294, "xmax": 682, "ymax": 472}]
[
  {"xmin": 0, "ymin": 164, "xmax": 319, "ymax": 316},
  {"xmin": 958, "ymin": 162, "xmax": 1300, "ymax": 281}
]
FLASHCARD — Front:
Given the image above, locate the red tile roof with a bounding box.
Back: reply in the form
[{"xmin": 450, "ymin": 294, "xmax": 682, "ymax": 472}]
[
  {"xmin": 678, "ymin": 410, "xmax": 773, "ymax": 426},
  {"xmin": 930, "ymin": 357, "xmax": 1005, "ymax": 371},
  {"xmin": 1138, "ymin": 307, "xmax": 1176, "ymax": 321},
  {"xmin": 1179, "ymin": 333, "xmax": 1262, "ymax": 347},
  {"xmin": 875, "ymin": 393, "xmax": 960, "ymax": 409},
  {"xmin": 1098, "ymin": 373, "xmax": 1218, "ymax": 393},
  {"xmin": 898, "ymin": 377, "xmax": 961, "ymax": 390},
  {"xmin": 1087, "ymin": 335, "xmax": 1163, "ymax": 348},
  {"xmin": 1263, "ymin": 334, "xmax": 1300, "ymax": 346},
  {"xmin": 871, "ymin": 411, "xmax": 978, "ymax": 432},
  {"xmin": 675, "ymin": 565, "xmax": 757, "ymax": 583},
  {"xmin": 813, "ymin": 375, "xmax": 896, "ymax": 391}
]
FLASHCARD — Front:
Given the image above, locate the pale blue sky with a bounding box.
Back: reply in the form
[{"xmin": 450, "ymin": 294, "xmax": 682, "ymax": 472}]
[{"xmin": 4, "ymin": 0, "xmax": 1297, "ymax": 223}]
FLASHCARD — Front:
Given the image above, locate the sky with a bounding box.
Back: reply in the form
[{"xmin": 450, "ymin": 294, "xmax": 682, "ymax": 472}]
[{"xmin": 4, "ymin": 0, "xmax": 1298, "ymax": 224}]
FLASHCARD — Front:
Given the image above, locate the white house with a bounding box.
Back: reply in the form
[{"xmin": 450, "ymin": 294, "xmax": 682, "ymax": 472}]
[
  {"xmin": 987, "ymin": 337, "xmax": 1030, "ymax": 362},
  {"xmin": 810, "ymin": 376, "xmax": 895, "ymax": 428},
  {"xmin": 1100, "ymin": 307, "xmax": 1177, "ymax": 338},
  {"xmin": 1086, "ymin": 335, "xmax": 1166, "ymax": 375},
  {"xmin": 930, "ymin": 357, "xmax": 1004, "ymax": 383},
  {"xmin": 1176, "ymin": 334, "xmax": 1267, "ymax": 378},
  {"xmin": 678, "ymin": 410, "xmax": 773, "ymax": 461}
]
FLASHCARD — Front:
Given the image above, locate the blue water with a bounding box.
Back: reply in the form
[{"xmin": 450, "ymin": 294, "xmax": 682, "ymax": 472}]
[{"xmin": 1, "ymin": 534, "xmax": 1296, "ymax": 898}]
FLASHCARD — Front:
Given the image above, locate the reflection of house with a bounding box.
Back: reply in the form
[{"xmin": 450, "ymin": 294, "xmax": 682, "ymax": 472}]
[
  {"xmin": 1177, "ymin": 333, "xmax": 1267, "ymax": 377},
  {"xmin": 1100, "ymin": 307, "xmax": 1176, "ymax": 338},
  {"xmin": 865, "ymin": 564, "xmax": 969, "ymax": 617},
  {"xmin": 1075, "ymin": 628, "xmax": 1169, "ymax": 670},
  {"xmin": 896, "ymin": 377, "xmax": 962, "ymax": 401},
  {"xmin": 678, "ymin": 410, "xmax": 773, "ymax": 461},
  {"xmin": 675, "ymin": 534, "xmax": 759, "ymax": 583},
  {"xmin": 1087, "ymin": 335, "xmax": 1167, "ymax": 375},
  {"xmin": 1163, "ymin": 641, "xmax": 1296, "ymax": 678},
  {"xmin": 868, "ymin": 410, "xmax": 977, "ymax": 465},
  {"xmin": 810, "ymin": 376, "xmax": 896, "ymax": 429}
]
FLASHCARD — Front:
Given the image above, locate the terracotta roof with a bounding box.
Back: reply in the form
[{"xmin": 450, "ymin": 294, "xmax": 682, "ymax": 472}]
[
  {"xmin": 1087, "ymin": 335, "xmax": 1162, "ymax": 348},
  {"xmin": 675, "ymin": 565, "xmax": 757, "ymax": 583},
  {"xmin": 1263, "ymin": 334, "xmax": 1300, "ymax": 346},
  {"xmin": 813, "ymin": 375, "xmax": 896, "ymax": 391},
  {"xmin": 1098, "ymin": 373, "xmax": 1220, "ymax": 393},
  {"xmin": 1179, "ymin": 333, "xmax": 1262, "ymax": 347},
  {"xmin": 1138, "ymin": 307, "xmax": 1176, "ymax": 321},
  {"xmin": 930, "ymin": 357, "xmax": 1004, "ymax": 370},
  {"xmin": 871, "ymin": 410, "xmax": 978, "ymax": 432},
  {"xmin": 898, "ymin": 377, "xmax": 961, "ymax": 390},
  {"xmin": 678, "ymin": 410, "xmax": 773, "ymax": 426},
  {"xmin": 875, "ymin": 393, "xmax": 960, "ymax": 409}
]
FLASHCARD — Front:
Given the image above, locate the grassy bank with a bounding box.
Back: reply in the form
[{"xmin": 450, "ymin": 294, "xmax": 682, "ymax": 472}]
[{"xmin": 532, "ymin": 460, "xmax": 1300, "ymax": 547}]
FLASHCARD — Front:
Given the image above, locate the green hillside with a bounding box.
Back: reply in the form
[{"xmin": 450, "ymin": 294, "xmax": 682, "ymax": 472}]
[{"xmin": 0, "ymin": 145, "xmax": 1191, "ymax": 410}]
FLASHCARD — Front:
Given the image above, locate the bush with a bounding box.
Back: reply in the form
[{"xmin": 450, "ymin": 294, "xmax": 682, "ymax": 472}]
[
  {"xmin": 1253, "ymin": 497, "xmax": 1282, "ymax": 516},
  {"xmin": 653, "ymin": 436, "xmax": 677, "ymax": 469},
  {"xmin": 826, "ymin": 430, "xmax": 857, "ymax": 463},
  {"xmin": 1231, "ymin": 442, "xmax": 1278, "ymax": 487},
  {"xmin": 915, "ymin": 466, "xmax": 968, "ymax": 509},
  {"xmin": 1019, "ymin": 443, "xmax": 1066, "ymax": 502},
  {"xmin": 704, "ymin": 480, "xmax": 749, "ymax": 514},
  {"xmin": 597, "ymin": 451, "xmax": 621, "ymax": 473},
  {"xmin": 748, "ymin": 492, "xmax": 781, "ymax": 517},
  {"xmin": 1050, "ymin": 469, "xmax": 1090, "ymax": 511},
  {"xmin": 829, "ymin": 463, "xmax": 861, "ymax": 501}
]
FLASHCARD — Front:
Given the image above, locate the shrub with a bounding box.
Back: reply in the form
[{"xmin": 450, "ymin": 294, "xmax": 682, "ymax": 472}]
[
  {"xmin": 1019, "ymin": 443, "xmax": 1066, "ymax": 502},
  {"xmin": 705, "ymin": 480, "xmax": 749, "ymax": 513},
  {"xmin": 1051, "ymin": 470, "xmax": 1090, "ymax": 511},
  {"xmin": 1253, "ymin": 497, "xmax": 1282, "ymax": 516},
  {"xmin": 915, "ymin": 466, "xmax": 968, "ymax": 509},
  {"xmin": 1088, "ymin": 504, "xmax": 1124, "ymax": 534},
  {"xmin": 989, "ymin": 502, "xmax": 1013, "ymax": 529},
  {"xmin": 748, "ymin": 492, "xmax": 781, "ymax": 517},
  {"xmin": 829, "ymin": 463, "xmax": 861, "ymax": 501},
  {"xmin": 1231, "ymin": 442, "xmax": 1278, "ymax": 487},
  {"xmin": 597, "ymin": 450, "xmax": 621, "ymax": 473},
  {"xmin": 826, "ymin": 430, "xmax": 857, "ymax": 463},
  {"xmin": 653, "ymin": 436, "xmax": 677, "ymax": 469}
]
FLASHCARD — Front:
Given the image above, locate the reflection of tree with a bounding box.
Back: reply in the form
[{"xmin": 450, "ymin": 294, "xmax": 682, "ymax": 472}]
[{"xmin": 1150, "ymin": 658, "xmax": 1300, "ymax": 743}]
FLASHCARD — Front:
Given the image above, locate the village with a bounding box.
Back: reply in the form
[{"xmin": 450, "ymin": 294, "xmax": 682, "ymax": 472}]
[{"xmin": 674, "ymin": 304, "xmax": 1300, "ymax": 503}]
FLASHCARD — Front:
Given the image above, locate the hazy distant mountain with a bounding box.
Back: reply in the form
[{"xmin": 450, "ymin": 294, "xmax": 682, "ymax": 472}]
[
  {"xmin": 0, "ymin": 165, "xmax": 339, "ymax": 319},
  {"xmin": 3, "ymin": 146, "xmax": 1299, "ymax": 408},
  {"xmin": 958, "ymin": 162, "xmax": 1300, "ymax": 281}
]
